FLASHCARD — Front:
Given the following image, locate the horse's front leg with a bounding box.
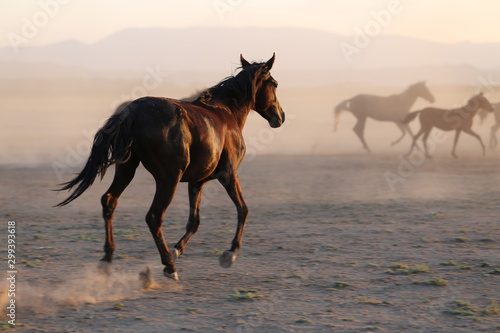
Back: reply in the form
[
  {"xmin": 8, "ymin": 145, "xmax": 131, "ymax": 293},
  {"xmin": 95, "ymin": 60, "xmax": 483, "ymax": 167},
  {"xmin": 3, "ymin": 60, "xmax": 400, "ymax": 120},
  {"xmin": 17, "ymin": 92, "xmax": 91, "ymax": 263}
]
[
  {"xmin": 173, "ymin": 181, "xmax": 207, "ymax": 261},
  {"xmin": 463, "ymin": 128, "xmax": 486, "ymax": 156},
  {"xmin": 451, "ymin": 130, "xmax": 462, "ymax": 158},
  {"xmin": 217, "ymin": 170, "xmax": 248, "ymax": 268}
]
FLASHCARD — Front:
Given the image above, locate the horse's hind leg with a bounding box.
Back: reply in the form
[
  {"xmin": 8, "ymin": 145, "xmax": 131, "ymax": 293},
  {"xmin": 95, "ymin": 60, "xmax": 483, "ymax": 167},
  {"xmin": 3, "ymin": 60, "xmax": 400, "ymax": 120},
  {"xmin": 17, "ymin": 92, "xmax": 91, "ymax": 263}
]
[
  {"xmin": 391, "ymin": 122, "xmax": 406, "ymax": 147},
  {"xmin": 490, "ymin": 124, "xmax": 499, "ymax": 149},
  {"xmin": 406, "ymin": 123, "xmax": 416, "ymax": 140},
  {"xmin": 173, "ymin": 181, "xmax": 207, "ymax": 261},
  {"xmin": 405, "ymin": 128, "xmax": 423, "ymax": 157},
  {"xmin": 405, "ymin": 125, "xmax": 424, "ymax": 152},
  {"xmin": 145, "ymin": 177, "xmax": 181, "ymax": 280},
  {"xmin": 422, "ymin": 130, "xmax": 432, "ymax": 159},
  {"xmin": 100, "ymin": 153, "xmax": 140, "ymax": 264},
  {"xmin": 353, "ymin": 117, "xmax": 370, "ymax": 153}
]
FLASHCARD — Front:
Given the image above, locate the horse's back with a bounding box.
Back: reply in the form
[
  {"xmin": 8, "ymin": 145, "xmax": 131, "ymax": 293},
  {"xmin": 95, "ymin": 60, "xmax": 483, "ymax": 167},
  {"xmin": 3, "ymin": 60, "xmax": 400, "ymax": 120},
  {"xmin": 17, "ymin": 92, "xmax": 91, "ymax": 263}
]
[
  {"xmin": 126, "ymin": 97, "xmax": 186, "ymax": 123},
  {"xmin": 348, "ymin": 94, "xmax": 374, "ymax": 116},
  {"xmin": 349, "ymin": 94, "xmax": 406, "ymax": 121},
  {"xmin": 418, "ymin": 107, "xmax": 465, "ymax": 131},
  {"xmin": 418, "ymin": 107, "xmax": 447, "ymax": 120}
]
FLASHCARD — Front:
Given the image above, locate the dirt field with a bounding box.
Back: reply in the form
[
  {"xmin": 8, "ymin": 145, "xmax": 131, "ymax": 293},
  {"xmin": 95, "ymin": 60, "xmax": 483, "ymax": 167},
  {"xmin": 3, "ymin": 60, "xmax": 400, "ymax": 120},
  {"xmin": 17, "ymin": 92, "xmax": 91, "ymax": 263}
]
[
  {"xmin": 1, "ymin": 153, "xmax": 500, "ymax": 332},
  {"xmin": 1, "ymin": 77, "xmax": 500, "ymax": 332}
]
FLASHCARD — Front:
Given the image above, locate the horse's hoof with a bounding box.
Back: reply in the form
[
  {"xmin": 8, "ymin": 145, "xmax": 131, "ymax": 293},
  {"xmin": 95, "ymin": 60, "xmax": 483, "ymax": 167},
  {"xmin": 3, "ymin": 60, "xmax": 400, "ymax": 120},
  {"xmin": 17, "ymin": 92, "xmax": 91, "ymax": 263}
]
[
  {"xmin": 219, "ymin": 250, "xmax": 236, "ymax": 268},
  {"xmin": 139, "ymin": 267, "xmax": 152, "ymax": 289},
  {"xmin": 172, "ymin": 248, "xmax": 180, "ymax": 262},
  {"xmin": 163, "ymin": 270, "xmax": 179, "ymax": 281},
  {"xmin": 98, "ymin": 260, "xmax": 111, "ymax": 275}
]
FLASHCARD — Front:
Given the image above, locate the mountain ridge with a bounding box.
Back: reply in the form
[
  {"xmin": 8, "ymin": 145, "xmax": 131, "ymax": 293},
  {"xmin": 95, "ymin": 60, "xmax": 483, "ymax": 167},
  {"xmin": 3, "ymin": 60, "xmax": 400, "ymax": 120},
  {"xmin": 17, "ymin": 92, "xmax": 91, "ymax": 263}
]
[{"xmin": 1, "ymin": 26, "xmax": 499, "ymax": 72}]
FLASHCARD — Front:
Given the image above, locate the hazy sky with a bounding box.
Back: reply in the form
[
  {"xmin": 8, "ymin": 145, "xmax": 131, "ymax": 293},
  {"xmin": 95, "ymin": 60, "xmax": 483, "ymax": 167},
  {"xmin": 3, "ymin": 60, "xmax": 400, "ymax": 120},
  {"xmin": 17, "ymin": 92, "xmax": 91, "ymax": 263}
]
[{"xmin": 1, "ymin": 0, "xmax": 500, "ymax": 48}]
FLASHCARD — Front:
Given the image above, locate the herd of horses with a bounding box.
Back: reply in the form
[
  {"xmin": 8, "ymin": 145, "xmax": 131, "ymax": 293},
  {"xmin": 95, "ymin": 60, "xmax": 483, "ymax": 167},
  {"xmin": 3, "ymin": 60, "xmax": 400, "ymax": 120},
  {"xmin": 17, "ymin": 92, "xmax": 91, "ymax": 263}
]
[
  {"xmin": 56, "ymin": 54, "xmax": 498, "ymax": 280},
  {"xmin": 335, "ymin": 82, "xmax": 499, "ymax": 158}
]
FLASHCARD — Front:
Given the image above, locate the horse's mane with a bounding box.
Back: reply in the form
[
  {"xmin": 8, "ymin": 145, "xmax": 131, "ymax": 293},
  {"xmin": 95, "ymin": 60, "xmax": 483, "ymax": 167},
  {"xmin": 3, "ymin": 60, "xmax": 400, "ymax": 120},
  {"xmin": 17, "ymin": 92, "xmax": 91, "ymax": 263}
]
[
  {"xmin": 195, "ymin": 62, "xmax": 264, "ymax": 111},
  {"xmin": 111, "ymin": 62, "xmax": 265, "ymax": 114}
]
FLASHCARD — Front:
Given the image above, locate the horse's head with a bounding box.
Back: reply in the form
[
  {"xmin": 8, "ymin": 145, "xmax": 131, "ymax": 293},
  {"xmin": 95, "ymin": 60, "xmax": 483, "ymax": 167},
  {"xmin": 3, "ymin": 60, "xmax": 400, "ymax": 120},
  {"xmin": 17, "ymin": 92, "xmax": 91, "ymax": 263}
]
[
  {"xmin": 413, "ymin": 81, "xmax": 435, "ymax": 103},
  {"xmin": 241, "ymin": 53, "xmax": 285, "ymax": 128},
  {"xmin": 469, "ymin": 92, "xmax": 494, "ymax": 112}
]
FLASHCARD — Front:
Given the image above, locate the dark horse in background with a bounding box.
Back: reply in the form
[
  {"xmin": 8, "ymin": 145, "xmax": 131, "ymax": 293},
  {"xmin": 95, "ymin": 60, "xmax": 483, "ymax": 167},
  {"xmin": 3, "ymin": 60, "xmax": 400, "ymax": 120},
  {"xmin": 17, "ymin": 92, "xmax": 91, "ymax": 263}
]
[
  {"xmin": 334, "ymin": 82, "xmax": 435, "ymax": 152},
  {"xmin": 56, "ymin": 54, "xmax": 284, "ymax": 280},
  {"xmin": 403, "ymin": 93, "xmax": 494, "ymax": 158}
]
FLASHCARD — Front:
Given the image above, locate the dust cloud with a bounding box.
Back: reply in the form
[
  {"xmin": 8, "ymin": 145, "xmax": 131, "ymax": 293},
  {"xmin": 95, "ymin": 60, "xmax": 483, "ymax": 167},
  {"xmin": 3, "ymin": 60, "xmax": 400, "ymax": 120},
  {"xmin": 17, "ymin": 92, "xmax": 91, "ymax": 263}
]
[
  {"xmin": 2, "ymin": 54, "xmax": 500, "ymax": 210},
  {"xmin": 0, "ymin": 264, "xmax": 165, "ymax": 314},
  {"xmin": 1, "ymin": 75, "xmax": 499, "ymax": 167}
]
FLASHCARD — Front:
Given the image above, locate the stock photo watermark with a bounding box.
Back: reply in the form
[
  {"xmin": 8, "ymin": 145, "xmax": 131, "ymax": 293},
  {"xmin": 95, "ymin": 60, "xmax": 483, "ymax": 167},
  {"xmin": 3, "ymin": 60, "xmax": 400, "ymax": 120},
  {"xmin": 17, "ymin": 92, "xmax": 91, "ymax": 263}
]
[
  {"xmin": 168, "ymin": 110, "xmax": 296, "ymax": 219},
  {"xmin": 385, "ymin": 130, "xmax": 447, "ymax": 192},
  {"xmin": 245, "ymin": 111, "xmax": 295, "ymax": 161},
  {"xmin": 51, "ymin": 65, "xmax": 168, "ymax": 182},
  {"xmin": 235, "ymin": 290, "xmax": 284, "ymax": 333},
  {"xmin": 213, "ymin": 0, "xmax": 244, "ymax": 21},
  {"xmin": 236, "ymin": 234, "xmax": 333, "ymax": 332},
  {"xmin": 7, "ymin": 0, "xmax": 71, "ymax": 53},
  {"xmin": 384, "ymin": 72, "xmax": 499, "ymax": 192},
  {"xmin": 475, "ymin": 73, "xmax": 499, "ymax": 95},
  {"xmin": 109, "ymin": 65, "xmax": 169, "ymax": 110},
  {"xmin": 6, "ymin": 221, "xmax": 17, "ymax": 326},
  {"xmin": 339, "ymin": 0, "xmax": 403, "ymax": 64}
]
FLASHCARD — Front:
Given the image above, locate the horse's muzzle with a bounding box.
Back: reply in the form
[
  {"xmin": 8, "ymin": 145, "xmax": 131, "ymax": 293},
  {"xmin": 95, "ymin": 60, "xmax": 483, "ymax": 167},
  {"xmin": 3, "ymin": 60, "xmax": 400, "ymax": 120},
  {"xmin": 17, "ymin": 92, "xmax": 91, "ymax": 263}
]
[{"xmin": 269, "ymin": 107, "xmax": 285, "ymax": 128}]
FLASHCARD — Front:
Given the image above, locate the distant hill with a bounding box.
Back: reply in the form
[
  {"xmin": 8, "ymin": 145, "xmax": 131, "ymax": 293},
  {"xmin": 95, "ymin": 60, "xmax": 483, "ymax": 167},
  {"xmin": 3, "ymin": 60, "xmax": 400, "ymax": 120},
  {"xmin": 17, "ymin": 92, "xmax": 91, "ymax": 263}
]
[{"xmin": 1, "ymin": 27, "xmax": 499, "ymax": 85}]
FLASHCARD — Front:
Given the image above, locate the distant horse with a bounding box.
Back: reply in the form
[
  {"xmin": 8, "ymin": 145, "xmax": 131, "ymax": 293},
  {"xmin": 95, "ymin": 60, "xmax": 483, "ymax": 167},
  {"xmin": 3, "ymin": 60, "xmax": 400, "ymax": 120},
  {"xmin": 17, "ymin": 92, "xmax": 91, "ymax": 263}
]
[
  {"xmin": 403, "ymin": 93, "xmax": 494, "ymax": 158},
  {"xmin": 334, "ymin": 82, "xmax": 435, "ymax": 152},
  {"xmin": 477, "ymin": 102, "xmax": 500, "ymax": 149},
  {"xmin": 56, "ymin": 54, "xmax": 285, "ymax": 280}
]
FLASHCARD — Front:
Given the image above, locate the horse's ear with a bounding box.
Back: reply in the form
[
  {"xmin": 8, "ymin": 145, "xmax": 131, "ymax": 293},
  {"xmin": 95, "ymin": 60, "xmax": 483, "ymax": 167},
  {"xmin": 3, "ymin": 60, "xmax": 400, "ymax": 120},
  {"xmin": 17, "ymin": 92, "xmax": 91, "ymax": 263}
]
[
  {"xmin": 264, "ymin": 53, "xmax": 275, "ymax": 72},
  {"xmin": 240, "ymin": 54, "xmax": 251, "ymax": 68}
]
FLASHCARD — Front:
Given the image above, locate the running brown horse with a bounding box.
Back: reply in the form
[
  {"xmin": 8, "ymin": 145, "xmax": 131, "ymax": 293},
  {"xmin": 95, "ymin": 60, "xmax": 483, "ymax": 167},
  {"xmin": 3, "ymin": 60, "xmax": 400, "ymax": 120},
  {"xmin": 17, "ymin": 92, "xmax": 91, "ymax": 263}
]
[
  {"xmin": 334, "ymin": 82, "xmax": 435, "ymax": 152},
  {"xmin": 403, "ymin": 93, "xmax": 494, "ymax": 158},
  {"xmin": 56, "ymin": 54, "xmax": 284, "ymax": 280}
]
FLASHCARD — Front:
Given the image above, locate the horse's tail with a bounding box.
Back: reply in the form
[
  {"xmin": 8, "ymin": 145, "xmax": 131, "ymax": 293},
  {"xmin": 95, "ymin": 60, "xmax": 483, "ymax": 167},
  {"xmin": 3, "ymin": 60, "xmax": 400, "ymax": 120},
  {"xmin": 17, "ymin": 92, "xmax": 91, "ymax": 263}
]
[
  {"xmin": 333, "ymin": 99, "xmax": 350, "ymax": 132},
  {"xmin": 402, "ymin": 111, "xmax": 420, "ymax": 124},
  {"xmin": 55, "ymin": 109, "xmax": 135, "ymax": 207}
]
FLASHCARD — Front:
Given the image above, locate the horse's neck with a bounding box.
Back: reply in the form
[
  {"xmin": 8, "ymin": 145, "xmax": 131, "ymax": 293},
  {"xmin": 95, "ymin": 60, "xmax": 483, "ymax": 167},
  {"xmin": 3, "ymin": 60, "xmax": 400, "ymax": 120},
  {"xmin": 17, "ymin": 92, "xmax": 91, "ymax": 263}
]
[
  {"xmin": 234, "ymin": 106, "xmax": 251, "ymax": 130},
  {"xmin": 458, "ymin": 103, "xmax": 480, "ymax": 118},
  {"xmin": 399, "ymin": 87, "xmax": 420, "ymax": 108},
  {"xmin": 200, "ymin": 97, "xmax": 252, "ymax": 130},
  {"xmin": 225, "ymin": 100, "xmax": 253, "ymax": 130}
]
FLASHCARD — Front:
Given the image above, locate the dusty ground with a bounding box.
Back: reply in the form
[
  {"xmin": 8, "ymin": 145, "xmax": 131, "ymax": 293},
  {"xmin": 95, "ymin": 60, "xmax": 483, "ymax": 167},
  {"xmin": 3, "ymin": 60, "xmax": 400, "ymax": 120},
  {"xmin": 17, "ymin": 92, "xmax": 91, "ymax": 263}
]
[
  {"xmin": 1, "ymin": 153, "xmax": 500, "ymax": 332},
  {"xmin": 1, "ymin": 78, "xmax": 500, "ymax": 332}
]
